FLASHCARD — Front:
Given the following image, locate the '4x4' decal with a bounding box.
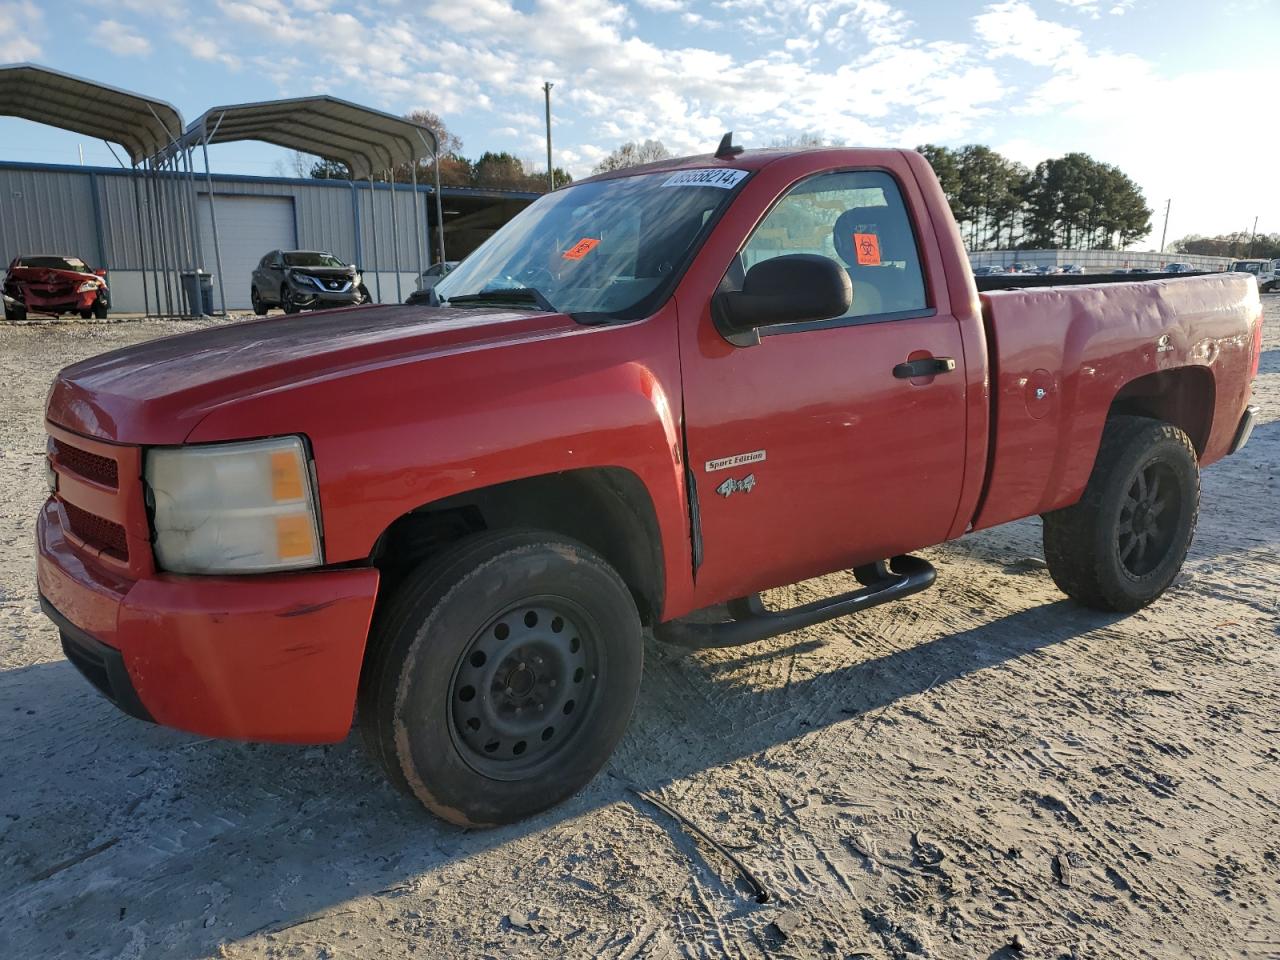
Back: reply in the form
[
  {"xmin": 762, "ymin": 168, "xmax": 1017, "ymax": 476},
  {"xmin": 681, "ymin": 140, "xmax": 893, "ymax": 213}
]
[{"xmin": 715, "ymin": 474, "xmax": 757, "ymax": 498}]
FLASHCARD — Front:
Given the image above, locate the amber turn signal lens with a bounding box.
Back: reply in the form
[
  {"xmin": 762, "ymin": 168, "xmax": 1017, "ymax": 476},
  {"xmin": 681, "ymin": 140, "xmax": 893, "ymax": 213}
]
[{"xmin": 271, "ymin": 451, "xmax": 305, "ymax": 501}]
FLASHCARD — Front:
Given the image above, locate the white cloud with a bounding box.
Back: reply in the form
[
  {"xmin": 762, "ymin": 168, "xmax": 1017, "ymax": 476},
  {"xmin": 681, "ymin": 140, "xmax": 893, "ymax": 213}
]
[
  {"xmin": 92, "ymin": 20, "xmax": 152, "ymax": 57},
  {"xmin": 0, "ymin": 0, "xmax": 43, "ymax": 60}
]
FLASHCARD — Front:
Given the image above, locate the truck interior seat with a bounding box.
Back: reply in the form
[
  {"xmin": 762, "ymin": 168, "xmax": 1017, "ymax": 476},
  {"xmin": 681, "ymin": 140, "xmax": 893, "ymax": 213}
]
[{"xmin": 832, "ymin": 208, "xmax": 923, "ymax": 315}]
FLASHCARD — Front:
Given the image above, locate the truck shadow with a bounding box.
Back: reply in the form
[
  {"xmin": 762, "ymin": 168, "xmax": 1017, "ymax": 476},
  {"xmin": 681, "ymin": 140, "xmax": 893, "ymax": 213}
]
[
  {"xmin": 1258, "ymin": 347, "xmax": 1279, "ymax": 376},
  {"xmin": 0, "ymin": 597, "xmax": 1122, "ymax": 958}
]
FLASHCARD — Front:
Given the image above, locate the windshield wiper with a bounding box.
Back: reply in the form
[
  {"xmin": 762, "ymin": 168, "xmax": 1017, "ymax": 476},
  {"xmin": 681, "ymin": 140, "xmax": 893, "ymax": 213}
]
[{"xmin": 444, "ymin": 287, "xmax": 556, "ymax": 311}]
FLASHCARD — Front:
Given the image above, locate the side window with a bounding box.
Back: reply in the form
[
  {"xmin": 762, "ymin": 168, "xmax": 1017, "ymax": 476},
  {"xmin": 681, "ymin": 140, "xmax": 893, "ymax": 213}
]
[{"xmin": 738, "ymin": 170, "xmax": 927, "ymax": 321}]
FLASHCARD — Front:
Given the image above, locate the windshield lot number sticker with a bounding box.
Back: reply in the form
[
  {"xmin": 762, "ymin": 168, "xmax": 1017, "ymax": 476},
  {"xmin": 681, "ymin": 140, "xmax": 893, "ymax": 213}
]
[
  {"xmin": 562, "ymin": 237, "xmax": 600, "ymax": 261},
  {"xmin": 854, "ymin": 233, "xmax": 881, "ymax": 265},
  {"xmin": 662, "ymin": 169, "xmax": 749, "ymax": 190}
]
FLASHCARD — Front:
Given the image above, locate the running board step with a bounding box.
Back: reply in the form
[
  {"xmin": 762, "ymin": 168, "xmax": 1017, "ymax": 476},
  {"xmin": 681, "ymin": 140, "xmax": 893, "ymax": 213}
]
[{"xmin": 654, "ymin": 555, "xmax": 936, "ymax": 649}]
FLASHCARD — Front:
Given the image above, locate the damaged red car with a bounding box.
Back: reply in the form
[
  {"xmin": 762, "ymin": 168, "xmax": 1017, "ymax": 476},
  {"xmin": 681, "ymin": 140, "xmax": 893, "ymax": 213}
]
[{"xmin": 3, "ymin": 255, "xmax": 110, "ymax": 321}]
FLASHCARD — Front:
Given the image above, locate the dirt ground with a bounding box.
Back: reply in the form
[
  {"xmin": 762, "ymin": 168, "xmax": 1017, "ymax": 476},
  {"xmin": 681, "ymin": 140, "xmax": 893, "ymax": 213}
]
[{"xmin": 0, "ymin": 300, "xmax": 1277, "ymax": 960}]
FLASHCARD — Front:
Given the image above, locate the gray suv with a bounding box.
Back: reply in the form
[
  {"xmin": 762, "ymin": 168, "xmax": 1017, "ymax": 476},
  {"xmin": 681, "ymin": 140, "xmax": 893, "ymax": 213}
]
[{"xmin": 250, "ymin": 250, "xmax": 369, "ymax": 315}]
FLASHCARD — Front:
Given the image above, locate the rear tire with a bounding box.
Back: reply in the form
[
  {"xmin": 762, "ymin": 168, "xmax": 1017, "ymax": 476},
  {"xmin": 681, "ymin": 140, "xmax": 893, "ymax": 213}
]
[
  {"xmin": 358, "ymin": 530, "xmax": 643, "ymax": 827},
  {"xmin": 1042, "ymin": 415, "xmax": 1199, "ymax": 612}
]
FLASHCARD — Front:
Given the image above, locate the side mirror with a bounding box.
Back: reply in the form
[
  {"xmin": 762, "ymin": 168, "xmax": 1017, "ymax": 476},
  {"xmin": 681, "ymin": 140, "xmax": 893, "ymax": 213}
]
[
  {"xmin": 712, "ymin": 254, "xmax": 852, "ymax": 346},
  {"xmin": 268, "ymin": 262, "xmax": 282, "ymax": 271}
]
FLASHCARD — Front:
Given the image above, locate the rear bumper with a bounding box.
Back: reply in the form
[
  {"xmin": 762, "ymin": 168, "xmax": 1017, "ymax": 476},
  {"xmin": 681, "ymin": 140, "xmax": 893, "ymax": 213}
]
[
  {"xmin": 37, "ymin": 502, "xmax": 380, "ymax": 743},
  {"xmin": 1230, "ymin": 405, "xmax": 1260, "ymax": 455}
]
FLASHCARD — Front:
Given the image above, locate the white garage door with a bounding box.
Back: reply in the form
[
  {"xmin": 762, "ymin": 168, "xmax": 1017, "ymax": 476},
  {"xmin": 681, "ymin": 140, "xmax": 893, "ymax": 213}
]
[{"xmin": 197, "ymin": 194, "xmax": 296, "ymax": 311}]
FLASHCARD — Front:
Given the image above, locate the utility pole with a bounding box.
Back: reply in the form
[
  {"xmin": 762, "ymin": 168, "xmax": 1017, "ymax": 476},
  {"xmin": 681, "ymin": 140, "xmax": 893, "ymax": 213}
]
[
  {"xmin": 1159, "ymin": 198, "xmax": 1170, "ymax": 253},
  {"xmin": 543, "ymin": 81, "xmax": 554, "ymax": 192},
  {"xmin": 1248, "ymin": 215, "xmax": 1258, "ymax": 257}
]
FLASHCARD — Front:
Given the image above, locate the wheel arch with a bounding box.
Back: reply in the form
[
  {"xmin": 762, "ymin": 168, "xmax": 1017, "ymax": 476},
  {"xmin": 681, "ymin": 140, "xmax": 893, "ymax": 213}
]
[
  {"xmin": 1107, "ymin": 365, "xmax": 1216, "ymax": 457},
  {"xmin": 369, "ymin": 466, "xmax": 667, "ymax": 626}
]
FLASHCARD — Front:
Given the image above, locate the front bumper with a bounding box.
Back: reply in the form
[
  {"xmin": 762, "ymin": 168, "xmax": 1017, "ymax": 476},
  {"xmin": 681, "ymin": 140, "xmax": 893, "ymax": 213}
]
[
  {"xmin": 37, "ymin": 502, "xmax": 380, "ymax": 743},
  {"xmin": 288, "ymin": 278, "xmax": 363, "ymax": 308},
  {"xmin": 18, "ymin": 287, "xmax": 103, "ymax": 312}
]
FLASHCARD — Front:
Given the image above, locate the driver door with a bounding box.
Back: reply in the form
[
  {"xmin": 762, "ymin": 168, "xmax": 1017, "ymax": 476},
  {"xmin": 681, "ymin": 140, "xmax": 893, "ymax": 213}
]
[{"xmin": 677, "ymin": 165, "xmax": 969, "ymax": 606}]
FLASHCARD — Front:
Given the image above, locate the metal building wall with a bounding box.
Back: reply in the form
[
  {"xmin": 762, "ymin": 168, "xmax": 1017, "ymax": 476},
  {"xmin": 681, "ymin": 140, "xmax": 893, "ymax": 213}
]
[
  {"xmin": 0, "ymin": 166, "xmax": 102, "ymax": 267},
  {"xmin": 1, "ymin": 160, "xmax": 536, "ymax": 313}
]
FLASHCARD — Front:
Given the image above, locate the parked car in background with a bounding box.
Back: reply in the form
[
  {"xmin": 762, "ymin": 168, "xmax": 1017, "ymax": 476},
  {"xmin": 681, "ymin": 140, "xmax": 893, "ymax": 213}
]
[
  {"xmin": 1009, "ymin": 261, "xmax": 1031, "ymax": 273},
  {"xmin": 972, "ymin": 265, "xmax": 1005, "ymax": 276},
  {"xmin": 1163, "ymin": 262, "xmax": 1196, "ymax": 273},
  {"xmin": 1230, "ymin": 258, "xmax": 1277, "ymax": 292},
  {"xmin": 1061, "ymin": 264, "xmax": 1084, "ymax": 274},
  {"xmin": 416, "ymin": 261, "xmax": 458, "ymax": 292},
  {"xmin": 3, "ymin": 254, "xmax": 109, "ymax": 321},
  {"xmin": 405, "ymin": 260, "xmax": 461, "ymax": 305},
  {"xmin": 250, "ymin": 250, "xmax": 369, "ymax": 315},
  {"xmin": 1031, "ymin": 265, "xmax": 1062, "ymax": 275}
]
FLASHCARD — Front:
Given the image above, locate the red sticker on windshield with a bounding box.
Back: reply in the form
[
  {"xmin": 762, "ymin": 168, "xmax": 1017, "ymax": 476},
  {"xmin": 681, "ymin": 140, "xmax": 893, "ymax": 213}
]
[
  {"xmin": 854, "ymin": 233, "xmax": 881, "ymax": 266},
  {"xmin": 562, "ymin": 237, "xmax": 600, "ymax": 261}
]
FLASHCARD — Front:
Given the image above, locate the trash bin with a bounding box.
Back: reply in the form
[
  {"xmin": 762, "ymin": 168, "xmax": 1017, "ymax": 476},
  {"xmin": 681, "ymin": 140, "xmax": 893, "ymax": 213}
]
[{"xmin": 180, "ymin": 270, "xmax": 214, "ymax": 316}]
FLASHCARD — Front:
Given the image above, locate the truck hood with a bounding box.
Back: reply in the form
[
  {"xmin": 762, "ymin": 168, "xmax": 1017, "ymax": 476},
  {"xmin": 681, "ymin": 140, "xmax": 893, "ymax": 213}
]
[{"xmin": 47, "ymin": 304, "xmax": 581, "ymax": 444}]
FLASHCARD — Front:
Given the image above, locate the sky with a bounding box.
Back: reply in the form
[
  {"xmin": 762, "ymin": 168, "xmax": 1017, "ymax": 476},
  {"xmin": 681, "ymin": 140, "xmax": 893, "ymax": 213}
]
[{"xmin": 1, "ymin": 0, "xmax": 1276, "ymax": 248}]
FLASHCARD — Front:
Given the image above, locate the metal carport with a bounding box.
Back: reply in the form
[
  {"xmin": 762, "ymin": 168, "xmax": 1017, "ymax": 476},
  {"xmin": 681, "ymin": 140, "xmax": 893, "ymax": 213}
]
[
  {"xmin": 182, "ymin": 96, "xmax": 447, "ymax": 310},
  {"xmin": 0, "ymin": 62, "xmax": 191, "ymax": 316}
]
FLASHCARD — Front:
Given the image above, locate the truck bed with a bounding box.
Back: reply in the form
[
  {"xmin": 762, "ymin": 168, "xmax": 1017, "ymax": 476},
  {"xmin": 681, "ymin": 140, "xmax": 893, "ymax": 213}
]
[{"xmin": 970, "ymin": 273, "xmax": 1259, "ymax": 532}]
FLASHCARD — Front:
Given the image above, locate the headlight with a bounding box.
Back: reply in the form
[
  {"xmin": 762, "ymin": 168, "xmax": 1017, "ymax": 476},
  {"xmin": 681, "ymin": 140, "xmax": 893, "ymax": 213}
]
[
  {"xmin": 145, "ymin": 436, "xmax": 322, "ymax": 574},
  {"xmin": 77, "ymin": 280, "xmax": 100, "ymax": 293}
]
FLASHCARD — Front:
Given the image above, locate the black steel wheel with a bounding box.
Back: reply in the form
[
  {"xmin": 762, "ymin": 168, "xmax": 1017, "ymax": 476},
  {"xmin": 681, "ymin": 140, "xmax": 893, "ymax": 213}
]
[
  {"xmin": 359, "ymin": 530, "xmax": 643, "ymax": 826},
  {"xmin": 1044, "ymin": 415, "xmax": 1199, "ymax": 611},
  {"xmin": 448, "ymin": 600, "xmax": 599, "ymax": 779}
]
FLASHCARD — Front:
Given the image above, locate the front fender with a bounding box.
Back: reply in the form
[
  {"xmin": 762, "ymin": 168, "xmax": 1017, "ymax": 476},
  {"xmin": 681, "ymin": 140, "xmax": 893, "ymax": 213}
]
[{"xmin": 186, "ymin": 308, "xmax": 695, "ymax": 617}]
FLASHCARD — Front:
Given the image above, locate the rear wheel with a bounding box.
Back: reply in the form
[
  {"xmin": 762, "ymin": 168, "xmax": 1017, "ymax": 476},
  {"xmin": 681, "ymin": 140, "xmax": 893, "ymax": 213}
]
[
  {"xmin": 358, "ymin": 530, "xmax": 643, "ymax": 826},
  {"xmin": 1043, "ymin": 415, "xmax": 1199, "ymax": 611}
]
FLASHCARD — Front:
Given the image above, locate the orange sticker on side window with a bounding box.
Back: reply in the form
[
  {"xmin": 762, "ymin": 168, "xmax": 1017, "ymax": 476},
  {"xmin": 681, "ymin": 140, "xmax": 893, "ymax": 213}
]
[
  {"xmin": 854, "ymin": 232, "xmax": 881, "ymax": 266},
  {"xmin": 562, "ymin": 237, "xmax": 600, "ymax": 261}
]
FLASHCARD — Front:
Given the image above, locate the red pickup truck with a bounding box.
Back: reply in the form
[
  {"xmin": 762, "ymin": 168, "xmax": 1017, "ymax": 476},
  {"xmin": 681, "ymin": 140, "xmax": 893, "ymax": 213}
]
[{"xmin": 37, "ymin": 146, "xmax": 1263, "ymax": 826}]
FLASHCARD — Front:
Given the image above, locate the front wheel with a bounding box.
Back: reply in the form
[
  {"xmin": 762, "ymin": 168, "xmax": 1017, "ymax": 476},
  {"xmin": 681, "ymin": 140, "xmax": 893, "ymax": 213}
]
[
  {"xmin": 281, "ymin": 286, "xmax": 300, "ymax": 314},
  {"xmin": 358, "ymin": 530, "xmax": 643, "ymax": 826},
  {"xmin": 250, "ymin": 287, "xmax": 268, "ymax": 316},
  {"xmin": 1043, "ymin": 415, "xmax": 1200, "ymax": 612}
]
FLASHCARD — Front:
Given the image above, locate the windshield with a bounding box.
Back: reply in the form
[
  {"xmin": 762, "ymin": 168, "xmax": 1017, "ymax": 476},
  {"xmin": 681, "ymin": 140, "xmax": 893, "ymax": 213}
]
[
  {"xmin": 19, "ymin": 256, "xmax": 89, "ymax": 272},
  {"xmin": 1233, "ymin": 262, "xmax": 1261, "ymax": 274},
  {"xmin": 433, "ymin": 168, "xmax": 749, "ymax": 320},
  {"xmin": 284, "ymin": 252, "xmax": 346, "ymax": 268}
]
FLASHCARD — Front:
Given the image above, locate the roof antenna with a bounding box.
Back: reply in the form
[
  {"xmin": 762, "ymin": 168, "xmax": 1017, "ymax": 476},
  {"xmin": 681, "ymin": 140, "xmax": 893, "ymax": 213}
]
[{"xmin": 715, "ymin": 132, "xmax": 744, "ymax": 160}]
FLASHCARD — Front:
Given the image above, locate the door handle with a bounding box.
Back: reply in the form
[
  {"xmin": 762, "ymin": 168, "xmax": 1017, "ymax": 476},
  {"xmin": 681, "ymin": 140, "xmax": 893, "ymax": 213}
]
[{"xmin": 893, "ymin": 357, "xmax": 956, "ymax": 379}]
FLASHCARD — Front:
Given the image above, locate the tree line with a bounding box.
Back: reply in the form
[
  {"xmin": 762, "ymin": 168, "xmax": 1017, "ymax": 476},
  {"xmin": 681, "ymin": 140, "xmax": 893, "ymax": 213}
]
[
  {"xmin": 1171, "ymin": 231, "xmax": 1280, "ymax": 261},
  {"xmin": 917, "ymin": 145, "xmax": 1151, "ymax": 251}
]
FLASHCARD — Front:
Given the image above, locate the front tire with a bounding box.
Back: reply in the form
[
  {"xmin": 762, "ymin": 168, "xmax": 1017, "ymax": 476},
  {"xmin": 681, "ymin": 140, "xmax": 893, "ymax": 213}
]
[
  {"xmin": 1043, "ymin": 415, "xmax": 1200, "ymax": 612},
  {"xmin": 358, "ymin": 530, "xmax": 643, "ymax": 827}
]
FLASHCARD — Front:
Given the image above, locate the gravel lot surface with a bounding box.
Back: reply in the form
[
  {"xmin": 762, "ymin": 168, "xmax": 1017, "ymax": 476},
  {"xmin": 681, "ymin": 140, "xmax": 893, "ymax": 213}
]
[{"xmin": 1, "ymin": 299, "xmax": 1277, "ymax": 959}]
